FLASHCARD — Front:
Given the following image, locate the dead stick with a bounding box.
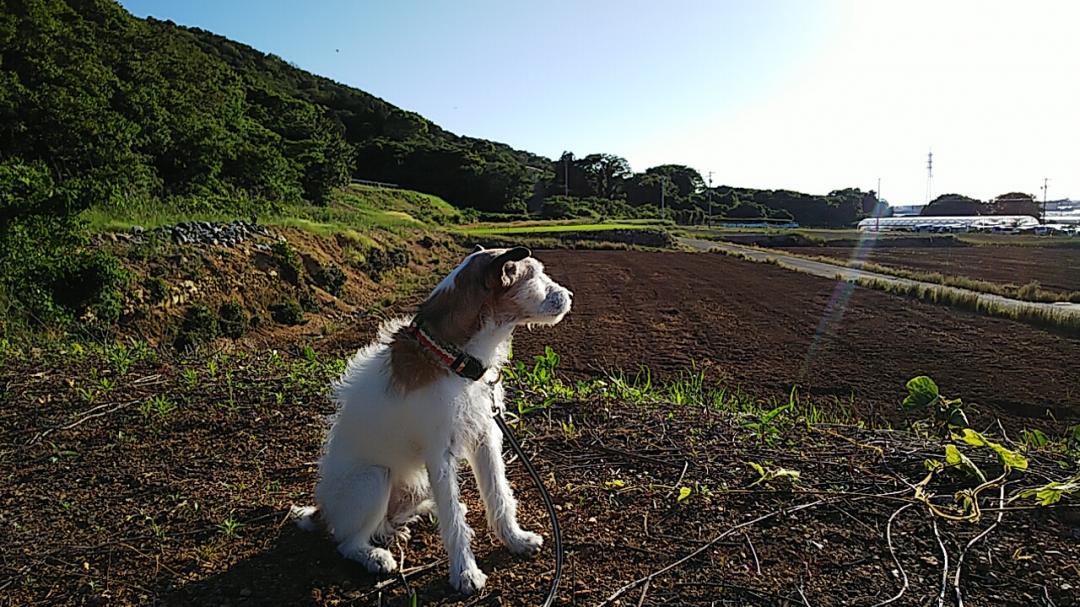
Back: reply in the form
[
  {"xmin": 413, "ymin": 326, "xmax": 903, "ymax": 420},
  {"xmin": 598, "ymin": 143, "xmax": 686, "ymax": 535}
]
[
  {"xmin": 871, "ymin": 503, "xmax": 913, "ymax": 607},
  {"xmin": 931, "ymin": 518, "xmax": 949, "ymax": 607},
  {"xmin": 597, "ymin": 498, "xmax": 827, "ymax": 606},
  {"xmin": 954, "ymin": 484, "xmax": 1006, "ymax": 607},
  {"xmin": 744, "ymin": 532, "xmax": 761, "ymax": 576}
]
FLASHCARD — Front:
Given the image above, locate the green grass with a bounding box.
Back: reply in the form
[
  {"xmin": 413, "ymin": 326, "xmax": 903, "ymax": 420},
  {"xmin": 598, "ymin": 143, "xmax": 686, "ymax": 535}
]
[
  {"xmin": 81, "ymin": 185, "xmax": 462, "ymax": 235},
  {"xmin": 851, "ymin": 275, "xmax": 1080, "ymax": 335},
  {"xmin": 460, "ymin": 221, "xmax": 668, "ymax": 236},
  {"xmin": 778, "ymin": 251, "xmax": 1080, "ymax": 304}
]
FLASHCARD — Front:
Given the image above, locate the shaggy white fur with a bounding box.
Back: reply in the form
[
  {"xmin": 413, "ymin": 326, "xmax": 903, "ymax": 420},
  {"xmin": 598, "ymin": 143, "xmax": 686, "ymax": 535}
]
[{"xmin": 294, "ymin": 249, "xmax": 571, "ymax": 595}]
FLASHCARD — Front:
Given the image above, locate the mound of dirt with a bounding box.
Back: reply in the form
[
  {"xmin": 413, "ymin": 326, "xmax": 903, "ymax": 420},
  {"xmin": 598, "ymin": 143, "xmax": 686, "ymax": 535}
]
[{"xmin": 104, "ymin": 226, "xmax": 461, "ymax": 350}]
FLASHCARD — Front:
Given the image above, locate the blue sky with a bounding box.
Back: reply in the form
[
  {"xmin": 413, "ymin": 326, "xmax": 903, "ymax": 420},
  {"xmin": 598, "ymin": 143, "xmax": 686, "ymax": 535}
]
[{"xmin": 121, "ymin": 1, "xmax": 1079, "ymax": 204}]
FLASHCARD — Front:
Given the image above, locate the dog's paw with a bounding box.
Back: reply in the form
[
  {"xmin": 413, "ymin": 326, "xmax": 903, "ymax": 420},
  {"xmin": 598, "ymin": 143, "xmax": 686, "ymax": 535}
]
[
  {"xmin": 503, "ymin": 529, "xmax": 543, "ymax": 557},
  {"xmin": 342, "ymin": 545, "xmax": 398, "ymax": 574},
  {"xmin": 450, "ymin": 566, "xmax": 487, "ymax": 595}
]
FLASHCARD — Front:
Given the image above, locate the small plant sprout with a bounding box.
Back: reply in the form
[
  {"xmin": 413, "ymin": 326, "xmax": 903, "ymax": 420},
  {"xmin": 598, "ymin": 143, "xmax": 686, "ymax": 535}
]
[
  {"xmin": 181, "ymin": 368, "xmax": 198, "ymax": 388},
  {"xmin": 140, "ymin": 395, "xmax": 176, "ymax": 418},
  {"xmin": 218, "ymin": 516, "xmax": 244, "ymax": 538},
  {"xmin": 747, "ymin": 461, "xmax": 801, "ymax": 488},
  {"xmin": 676, "ymin": 486, "xmax": 692, "ymax": 503},
  {"xmin": 560, "ymin": 417, "xmax": 577, "ymax": 439},
  {"xmin": 604, "ymin": 479, "xmax": 626, "ymax": 490},
  {"xmin": 902, "ymin": 375, "xmax": 968, "ymax": 430}
]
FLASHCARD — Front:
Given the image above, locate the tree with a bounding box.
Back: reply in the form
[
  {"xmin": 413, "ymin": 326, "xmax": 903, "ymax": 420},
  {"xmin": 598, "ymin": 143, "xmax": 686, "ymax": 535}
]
[
  {"xmin": 576, "ymin": 153, "xmax": 631, "ymax": 199},
  {"xmin": 644, "ymin": 165, "xmax": 703, "ymax": 198},
  {"xmin": 921, "ymin": 194, "xmax": 988, "ymax": 216},
  {"xmin": 990, "ymin": 192, "xmax": 1039, "ymax": 217}
]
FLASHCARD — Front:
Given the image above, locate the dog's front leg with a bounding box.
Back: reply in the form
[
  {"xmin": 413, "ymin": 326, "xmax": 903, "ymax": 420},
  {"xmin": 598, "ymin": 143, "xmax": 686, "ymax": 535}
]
[
  {"xmin": 427, "ymin": 452, "xmax": 486, "ymax": 594},
  {"xmin": 468, "ymin": 421, "xmax": 543, "ymax": 557}
]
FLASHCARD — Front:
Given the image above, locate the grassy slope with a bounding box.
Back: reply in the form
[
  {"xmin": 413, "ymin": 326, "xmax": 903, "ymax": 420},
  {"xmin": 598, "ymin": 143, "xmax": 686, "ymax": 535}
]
[{"xmin": 82, "ymin": 184, "xmax": 462, "ymax": 234}]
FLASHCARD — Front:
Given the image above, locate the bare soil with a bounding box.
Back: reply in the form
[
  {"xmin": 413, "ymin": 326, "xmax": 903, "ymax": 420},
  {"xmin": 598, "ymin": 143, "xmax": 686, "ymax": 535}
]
[
  {"xmin": 3, "ymin": 249, "xmax": 1079, "ymax": 607},
  {"xmin": 778, "ymin": 246, "xmax": 1080, "ymax": 293},
  {"xmin": 512, "ymin": 250, "xmax": 1080, "ymax": 428},
  {"xmin": 3, "ymin": 347, "xmax": 1078, "ymax": 607}
]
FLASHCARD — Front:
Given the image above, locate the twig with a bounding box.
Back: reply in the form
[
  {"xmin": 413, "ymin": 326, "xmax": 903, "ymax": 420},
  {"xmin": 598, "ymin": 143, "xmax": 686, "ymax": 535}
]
[
  {"xmin": 796, "ymin": 584, "xmax": 812, "ymax": 607},
  {"xmin": 743, "ymin": 532, "xmax": 761, "ymax": 576},
  {"xmin": 635, "ymin": 578, "xmax": 651, "ymax": 607},
  {"xmin": 871, "ymin": 503, "xmax": 913, "ymax": 607},
  {"xmin": 29, "ymin": 398, "xmax": 143, "ymax": 444},
  {"xmin": 597, "ymin": 498, "xmax": 827, "ymax": 606},
  {"xmin": 954, "ymin": 484, "xmax": 1006, "ymax": 607},
  {"xmin": 664, "ymin": 461, "xmax": 690, "ymax": 499},
  {"xmin": 931, "ymin": 518, "xmax": 949, "ymax": 607}
]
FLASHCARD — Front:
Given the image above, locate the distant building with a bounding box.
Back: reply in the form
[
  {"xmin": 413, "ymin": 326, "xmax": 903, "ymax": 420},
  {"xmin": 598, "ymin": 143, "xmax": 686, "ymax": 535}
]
[
  {"xmin": 889, "ymin": 204, "xmax": 925, "ymax": 217},
  {"xmin": 857, "ymin": 215, "xmax": 1039, "ymax": 232}
]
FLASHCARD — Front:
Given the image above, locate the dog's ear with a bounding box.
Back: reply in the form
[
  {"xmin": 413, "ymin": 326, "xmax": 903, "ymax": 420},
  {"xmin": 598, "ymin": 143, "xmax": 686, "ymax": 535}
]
[{"xmin": 486, "ymin": 247, "xmax": 530, "ymax": 289}]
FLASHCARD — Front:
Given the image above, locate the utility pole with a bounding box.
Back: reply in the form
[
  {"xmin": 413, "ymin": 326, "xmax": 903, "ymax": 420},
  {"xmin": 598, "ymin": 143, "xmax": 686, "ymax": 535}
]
[
  {"xmin": 706, "ymin": 171, "xmax": 713, "ymax": 226},
  {"xmin": 1041, "ymin": 177, "xmax": 1049, "ymax": 224},
  {"xmin": 925, "ymin": 150, "xmax": 934, "ymax": 204},
  {"xmin": 876, "ymin": 177, "xmax": 881, "ymax": 231}
]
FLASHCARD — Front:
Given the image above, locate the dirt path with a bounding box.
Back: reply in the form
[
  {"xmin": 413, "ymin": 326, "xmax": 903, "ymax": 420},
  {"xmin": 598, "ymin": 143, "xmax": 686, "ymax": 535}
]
[{"xmin": 513, "ymin": 249, "xmax": 1080, "ymax": 427}]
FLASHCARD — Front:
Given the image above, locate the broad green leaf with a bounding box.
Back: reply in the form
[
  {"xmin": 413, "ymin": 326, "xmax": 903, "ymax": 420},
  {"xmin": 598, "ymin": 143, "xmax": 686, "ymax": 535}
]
[
  {"xmin": 957, "ymin": 429, "xmax": 1028, "ymax": 471},
  {"xmin": 677, "ymin": 486, "xmax": 692, "ymax": 502},
  {"xmin": 903, "ymin": 376, "xmax": 939, "ymax": 409},
  {"xmin": 944, "ymin": 444, "xmax": 986, "ymax": 482}
]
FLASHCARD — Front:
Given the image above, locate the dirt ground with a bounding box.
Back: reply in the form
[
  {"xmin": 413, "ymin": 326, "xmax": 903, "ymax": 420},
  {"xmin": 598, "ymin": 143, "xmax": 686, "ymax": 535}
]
[
  {"xmin": 778, "ymin": 246, "xmax": 1080, "ymax": 293},
  {"xmin": 3, "ymin": 248, "xmax": 1080, "ymax": 607},
  {"xmin": 512, "ymin": 250, "xmax": 1080, "ymax": 428}
]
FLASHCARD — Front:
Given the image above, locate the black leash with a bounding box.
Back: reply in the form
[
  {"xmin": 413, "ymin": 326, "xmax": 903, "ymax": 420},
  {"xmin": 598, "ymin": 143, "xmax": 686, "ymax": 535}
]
[{"xmin": 493, "ymin": 411, "xmax": 563, "ymax": 607}]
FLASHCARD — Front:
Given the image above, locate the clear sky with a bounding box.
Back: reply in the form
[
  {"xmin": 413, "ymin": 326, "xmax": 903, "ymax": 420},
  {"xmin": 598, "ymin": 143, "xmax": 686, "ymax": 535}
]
[{"xmin": 120, "ymin": 0, "xmax": 1078, "ymax": 204}]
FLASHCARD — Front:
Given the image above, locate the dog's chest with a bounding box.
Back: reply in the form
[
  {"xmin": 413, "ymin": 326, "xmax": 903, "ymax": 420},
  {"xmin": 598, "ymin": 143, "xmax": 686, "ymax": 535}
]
[{"xmin": 442, "ymin": 382, "xmax": 501, "ymax": 456}]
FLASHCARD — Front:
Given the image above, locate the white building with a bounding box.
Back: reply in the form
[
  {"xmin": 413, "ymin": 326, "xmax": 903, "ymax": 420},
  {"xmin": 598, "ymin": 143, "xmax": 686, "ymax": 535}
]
[{"xmin": 857, "ymin": 215, "xmax": 1039, "ymax": 232}]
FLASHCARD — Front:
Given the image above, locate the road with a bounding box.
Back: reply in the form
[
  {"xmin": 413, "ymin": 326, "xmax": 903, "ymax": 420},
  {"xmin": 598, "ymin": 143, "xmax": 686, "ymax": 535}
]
[{"xmin": 678, "ymin": 237, "xmax": 1080, "ymax": 317}]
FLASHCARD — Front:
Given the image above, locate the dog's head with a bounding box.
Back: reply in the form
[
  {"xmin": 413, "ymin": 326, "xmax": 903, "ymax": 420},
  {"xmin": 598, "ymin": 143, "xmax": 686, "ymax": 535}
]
[{"xmin": 418, "ymin": 246, "xmax": 572, "ymax": 342}]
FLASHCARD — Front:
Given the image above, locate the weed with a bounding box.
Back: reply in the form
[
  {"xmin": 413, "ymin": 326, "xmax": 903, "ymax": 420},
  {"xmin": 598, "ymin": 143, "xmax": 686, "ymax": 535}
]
[
  {"xmin": 218, "ymin": 516, "xmax": 244, "ymax": 538},
  {"xmin": 741, "ymin": 398, "xmax": 793, "ymax": 445},
  {"xmin": 269, "ymin": 300, "xmax": 304, "ymax": 325},
  {"xmin": 181, "ymin": 368, "xmax": 198, "ymax": 388},
  {"xmin": 901, "ymin": 375, "xmax": 968, "ymax": 431},
  {"xmin": 140, "ymin": 394, "xmax": 176, "ymax": 418},
  {"xmin": 218, "ymin": 301, "xmax": 248, "ymax": 339},
  {"xmin": 270, "ymin": 240, "xmax": 303, "ymax": 285},
  {"xmin": 174, "ymin": 304, "xmax": 218, "ymax": 350},
  {"xmin": 747, "ymin": 461, "xmax": 801, "ymax": 488}
]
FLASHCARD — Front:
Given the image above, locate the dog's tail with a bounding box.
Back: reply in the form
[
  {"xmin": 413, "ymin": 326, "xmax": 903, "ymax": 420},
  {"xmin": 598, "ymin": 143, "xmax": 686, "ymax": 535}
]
[{"xmin": 289, "ymin": 505, "xmax": 321, "ymax": 532}]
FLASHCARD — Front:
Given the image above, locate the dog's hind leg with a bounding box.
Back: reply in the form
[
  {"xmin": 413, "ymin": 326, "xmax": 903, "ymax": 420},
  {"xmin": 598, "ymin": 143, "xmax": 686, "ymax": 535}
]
[
  {"xmin": 319, "ymin": 464, "xmax": 398, "ymax": 573},
  {"xmin": 468, "ymin": 421, "xmax": 543, "ymax": 557}
]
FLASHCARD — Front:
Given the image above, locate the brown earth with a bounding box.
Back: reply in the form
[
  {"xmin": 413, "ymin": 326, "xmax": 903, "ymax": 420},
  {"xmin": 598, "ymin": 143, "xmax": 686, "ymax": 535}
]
[
  {"xmin": 3, "ymin": 249, "xmax": 1080, "ymax": 607},
  {"xmin": 512, "ymin": 250, "xmax": 1080, "ymax": 428},
  {"xmin": 3, "ymin": 346, "xmax": 1078, "ymax": 607},
  {"xmin": 778, "ymin": 246, "xmax": 1080, "ymax": 293}
]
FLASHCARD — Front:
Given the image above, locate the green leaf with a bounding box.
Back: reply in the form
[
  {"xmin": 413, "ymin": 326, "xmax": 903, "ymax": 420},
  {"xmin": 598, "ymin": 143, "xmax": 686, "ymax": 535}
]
[
  {"xmin": 604, "ymin": 479, "xmax": 626, "ymax": 489},
  {"xmin": 902, "ymin": 376, "xmax": 940, "ymax": 409},
  {"xmin": 957, "ymin": 429, "xmax": 1028, "ymax": 471},
  {"xmin": 676, "ymin": 486, "xmax": 692, "ymax": 503},
  {"xmin": 944, "ymin": 444, "xmax": 986, "ymax": 482}
]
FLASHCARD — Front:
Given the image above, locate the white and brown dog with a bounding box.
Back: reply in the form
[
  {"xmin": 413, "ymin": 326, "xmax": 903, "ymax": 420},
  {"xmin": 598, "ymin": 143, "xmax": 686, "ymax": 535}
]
[{"xmin": 294, "ymin": 246, "xmax": 572, "ymax": 594}]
